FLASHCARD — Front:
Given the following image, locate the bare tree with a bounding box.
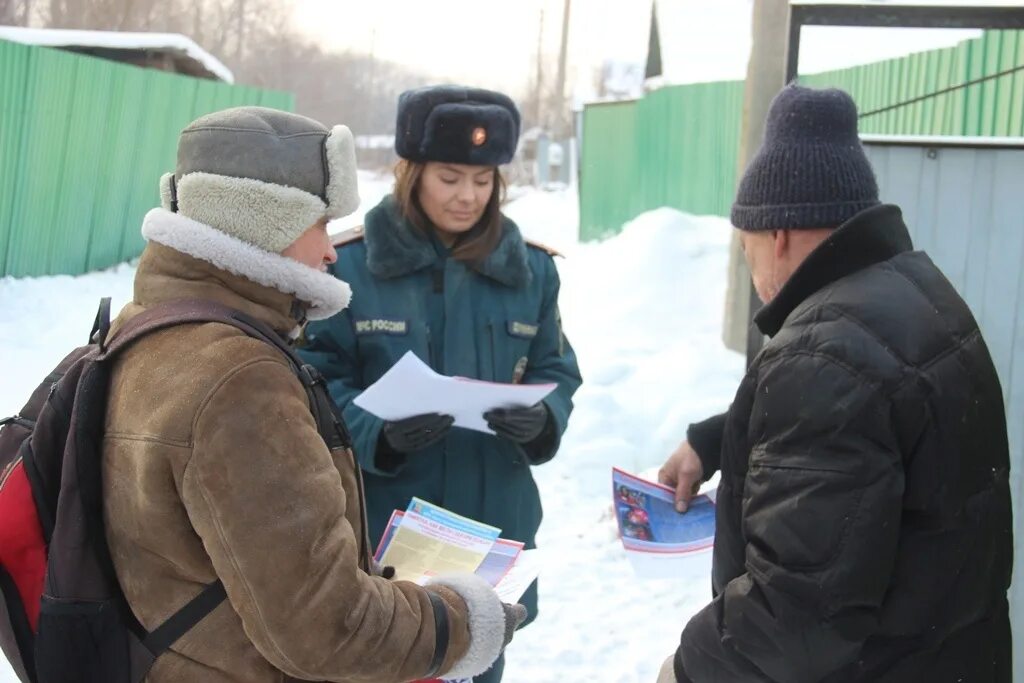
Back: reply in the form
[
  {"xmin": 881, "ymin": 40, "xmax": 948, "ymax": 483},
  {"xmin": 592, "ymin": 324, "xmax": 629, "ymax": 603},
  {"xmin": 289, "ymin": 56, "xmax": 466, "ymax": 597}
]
[
  {"xmin": 518, "ymin": 1, "xmax": 574, "ymax": 137},
  {"xmin": 0, "ymin": 0, "xmax": 32, "ymax": 25},
  {"xmin": 46, "ymin": 0, "xmax": 160, "ymax": 31},
  {"xmin": 235, "ymin": 30, "xmax": 429, "ymax": 136},
  {"xmin": 34, "ymin": 0, "xmax": 430, "ymax": 137}
]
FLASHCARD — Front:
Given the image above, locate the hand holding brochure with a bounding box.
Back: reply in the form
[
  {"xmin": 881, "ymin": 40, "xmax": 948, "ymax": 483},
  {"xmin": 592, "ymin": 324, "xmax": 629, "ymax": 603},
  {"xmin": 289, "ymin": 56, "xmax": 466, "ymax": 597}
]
[
  {"xmin": 612, "ymin": 468, "xmax": 715, "ymax": 578},
  {"xmin": 375, "ymin": 498, "xmax": 539, "ymax": 603},
  {"xmin": 378, "ymin": 498, "xmax": 501, "ymax": 584},
  {"xmin": 353, "ymin": 351, "xmax": 556, "ymax": 434},
  {"xmin": 378, "ymin": 500, "xmax": 541, "ymax": 683}
]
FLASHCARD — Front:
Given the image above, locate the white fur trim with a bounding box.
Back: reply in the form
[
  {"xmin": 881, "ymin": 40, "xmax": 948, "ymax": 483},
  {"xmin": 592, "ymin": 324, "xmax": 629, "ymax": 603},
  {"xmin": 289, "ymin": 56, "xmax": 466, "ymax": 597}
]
[
  {"xmin": 141, "ymin": 208, "xmax": 351, "ymax": 320},
  {"xmin": 425, "ymin": 573, "xmax": 506, "ymax": 680},
  {"xmin": 159, "ymin": 173, "xmax": 175, "ymax": 211},
  {"xmin": 325, "ymin": 125, "xmax": 360, "ymax": 219},
  {"xmin": 176, "ymin": 172, "xmax": 327, "ymax": 253}
]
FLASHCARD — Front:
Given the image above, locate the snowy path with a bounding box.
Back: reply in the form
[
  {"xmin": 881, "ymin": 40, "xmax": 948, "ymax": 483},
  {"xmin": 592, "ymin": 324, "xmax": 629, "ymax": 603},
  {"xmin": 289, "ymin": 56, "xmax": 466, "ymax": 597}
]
[{"xmin": 502, "ymin": 195, "xmax": 743, "ymax": 681}]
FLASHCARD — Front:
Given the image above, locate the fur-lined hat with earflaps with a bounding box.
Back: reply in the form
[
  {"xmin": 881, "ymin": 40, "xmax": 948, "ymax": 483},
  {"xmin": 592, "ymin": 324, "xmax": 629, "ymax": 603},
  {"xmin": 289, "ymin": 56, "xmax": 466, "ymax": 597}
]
[{"xmin": 143, "ymin": 106, "xmax": 359, "ymax": 320}]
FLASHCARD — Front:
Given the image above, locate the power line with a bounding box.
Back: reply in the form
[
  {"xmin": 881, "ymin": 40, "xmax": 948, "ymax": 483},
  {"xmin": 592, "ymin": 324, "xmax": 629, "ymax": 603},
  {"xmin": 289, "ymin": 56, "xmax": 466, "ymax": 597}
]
[{"xmin": 858, "ymin": 62, "xmax": 1024, "ymax": 120}]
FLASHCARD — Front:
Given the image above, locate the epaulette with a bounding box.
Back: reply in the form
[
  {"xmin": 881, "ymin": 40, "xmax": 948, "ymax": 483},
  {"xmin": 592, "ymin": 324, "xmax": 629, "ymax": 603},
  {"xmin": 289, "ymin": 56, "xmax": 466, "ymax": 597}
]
[
  {"xmin": 331, "ymin": 225, "xmax": 365, "ymax": 248},
  {"xmin": 524, "ymin": 238, "xmax": 563, "ymax": 258}
]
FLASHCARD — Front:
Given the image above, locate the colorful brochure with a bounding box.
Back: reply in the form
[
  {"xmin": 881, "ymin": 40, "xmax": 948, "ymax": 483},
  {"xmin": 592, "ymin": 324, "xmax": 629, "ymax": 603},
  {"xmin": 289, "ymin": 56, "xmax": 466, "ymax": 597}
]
[
  {"xmin": 612, "ymin": 468, "xmax": 715, "ymax": 577},
  {"xmin": 378, "ymin": 498, "xmax": 500, "ymax": 583},
  {"xmin": 375, "ymin": 501, "xmax": 539, "ymax": 603},
  {"xmin": 376, "ymin": 500, "xmax": 543, "ymax": 683}
]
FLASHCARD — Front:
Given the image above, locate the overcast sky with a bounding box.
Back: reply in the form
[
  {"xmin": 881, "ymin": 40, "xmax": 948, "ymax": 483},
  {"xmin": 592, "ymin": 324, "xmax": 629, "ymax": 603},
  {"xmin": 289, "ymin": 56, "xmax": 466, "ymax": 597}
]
[{"xmin": 292, "ymin": 0, "xmax": 990, "ymax": 101}]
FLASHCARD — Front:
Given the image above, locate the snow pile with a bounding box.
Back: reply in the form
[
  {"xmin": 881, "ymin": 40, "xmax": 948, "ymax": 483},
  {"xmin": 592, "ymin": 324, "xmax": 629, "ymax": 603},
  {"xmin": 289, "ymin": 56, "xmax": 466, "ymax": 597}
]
[
  {"xmin": 503, "ymin": 185, "xmax": 580, "ymax": 257},
  {"xmin": 501, "ymin": 205, "xmax": 743, "ymax": 682},
  {"xmin": 0, "ymin": 264, "xmax": 136, "ymax": 417}
]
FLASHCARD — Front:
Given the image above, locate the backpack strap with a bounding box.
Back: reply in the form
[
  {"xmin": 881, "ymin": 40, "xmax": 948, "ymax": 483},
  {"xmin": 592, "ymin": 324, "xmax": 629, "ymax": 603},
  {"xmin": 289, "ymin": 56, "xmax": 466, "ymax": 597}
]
[
  {"xmin": 90, "ymin": 297, "xmax": 112, "ymax": 349},
  {"xmin": 97, "ymin": 298, "xmax": 355, "ymax": 657},
  {"xmin": 141, "ymin": 579, "xmax": 227, "ymax": 656},
  {"xmin": 228, "ymin": 310, "xmax": 354, "ymax": 452},
  {"xmin": 103, "ymin": 300, "xmax": 353, "ymax": 449},
  {"xmin": 100, "ymin": 299, "xmax": 246, "ymax": 359}
]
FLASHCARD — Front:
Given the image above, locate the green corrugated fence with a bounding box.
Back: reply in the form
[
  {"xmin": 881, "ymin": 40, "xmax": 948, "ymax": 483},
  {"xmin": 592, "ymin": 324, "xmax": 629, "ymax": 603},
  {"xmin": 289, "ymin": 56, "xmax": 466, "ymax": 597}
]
[
  {"xmin": 580, "ymin": 80, "xmax": 744, "ymax": 241},
  {"xmin": 804, "ymin": 30, "xmax": 1024, "ymax": 137},
  {"xmin": 580, "ymin": 29, "xmax": 1024, "ymax": 240},
  {"xmin": 0, "ymin": 39, "xmax": 293, "ymax": 278}
]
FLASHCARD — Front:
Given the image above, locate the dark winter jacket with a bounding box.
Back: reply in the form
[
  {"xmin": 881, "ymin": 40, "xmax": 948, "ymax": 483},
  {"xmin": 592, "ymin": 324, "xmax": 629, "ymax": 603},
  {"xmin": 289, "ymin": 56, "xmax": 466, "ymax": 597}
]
[
  {"xmin": 299, "ymin": 196, "xmax": 582, "ymax": 622},
  {"xmin": 676, "ymin": 204, "xmax": 1013, "ymax": 683}
]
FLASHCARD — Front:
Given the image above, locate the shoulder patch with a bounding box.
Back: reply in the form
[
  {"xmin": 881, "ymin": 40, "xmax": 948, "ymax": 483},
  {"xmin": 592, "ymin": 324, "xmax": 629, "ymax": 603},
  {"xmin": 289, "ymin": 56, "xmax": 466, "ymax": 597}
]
[
  {"xmin": 524, "ymin": 238, "xmax": 563, "ymax": 258},
  {"xmin": 331, "ymin": 225, "xmax": 365, "ymax": 248}
]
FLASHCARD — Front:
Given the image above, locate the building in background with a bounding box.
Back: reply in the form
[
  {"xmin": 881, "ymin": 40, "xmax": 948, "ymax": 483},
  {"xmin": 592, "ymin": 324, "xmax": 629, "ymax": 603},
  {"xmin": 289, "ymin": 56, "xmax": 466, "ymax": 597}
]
[{"xmin": 0, "ymin": 26, "xmax": 233, "ymax": 81}]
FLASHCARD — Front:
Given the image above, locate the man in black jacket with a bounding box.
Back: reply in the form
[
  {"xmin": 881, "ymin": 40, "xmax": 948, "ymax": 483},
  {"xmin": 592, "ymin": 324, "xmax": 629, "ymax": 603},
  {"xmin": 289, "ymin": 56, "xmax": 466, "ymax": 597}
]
[{"xmin": 657, "ymin": 85, "xmax": 1012, "ymax": 683}]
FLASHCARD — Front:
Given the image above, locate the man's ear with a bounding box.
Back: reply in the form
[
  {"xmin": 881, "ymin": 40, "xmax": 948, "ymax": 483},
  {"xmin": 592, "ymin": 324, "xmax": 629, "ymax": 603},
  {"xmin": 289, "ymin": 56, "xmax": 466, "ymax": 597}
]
[{"xmin": 772, "ymin": 229, "xmax": 789, "ymax": 259}]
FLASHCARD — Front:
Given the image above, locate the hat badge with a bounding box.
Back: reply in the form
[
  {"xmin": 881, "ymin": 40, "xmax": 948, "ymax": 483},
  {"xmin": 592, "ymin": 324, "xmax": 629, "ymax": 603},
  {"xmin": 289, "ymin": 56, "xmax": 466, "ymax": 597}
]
[{"xmin": 471, "ymin": 126, "xmax": 487, "ymax": 146}]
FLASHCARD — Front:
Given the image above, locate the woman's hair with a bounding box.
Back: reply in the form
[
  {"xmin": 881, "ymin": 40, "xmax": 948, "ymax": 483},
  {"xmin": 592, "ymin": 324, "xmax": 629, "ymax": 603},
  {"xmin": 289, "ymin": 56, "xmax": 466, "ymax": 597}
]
[{"xmin": 393, "ymin": 159, "xmax": 506, "ymax": 265}]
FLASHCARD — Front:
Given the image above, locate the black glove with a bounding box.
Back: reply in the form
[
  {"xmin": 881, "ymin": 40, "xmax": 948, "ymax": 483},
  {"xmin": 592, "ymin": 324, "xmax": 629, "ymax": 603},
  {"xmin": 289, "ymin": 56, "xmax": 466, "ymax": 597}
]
[
  {"xmin": 501, "ymin": 602, "xmax": 528, "ymax": 648},
  {"xmin": 484, "ymin": 403, "xmax": 550, "ymax": 444},
  {"xmin": 381, "ymin": 413, "xmax": 454, "ymax": 454}
]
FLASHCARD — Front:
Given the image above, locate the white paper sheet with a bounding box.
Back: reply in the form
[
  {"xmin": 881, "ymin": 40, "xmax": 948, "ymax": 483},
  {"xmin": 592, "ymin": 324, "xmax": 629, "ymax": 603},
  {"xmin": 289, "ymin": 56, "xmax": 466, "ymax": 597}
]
[
  {"xmin": 353, "ymin": 351, "xmax": 556, "ymax": 434},
  {"xmin": 493, "ymin": 549, "xmax": 542, "ymax": 604}
]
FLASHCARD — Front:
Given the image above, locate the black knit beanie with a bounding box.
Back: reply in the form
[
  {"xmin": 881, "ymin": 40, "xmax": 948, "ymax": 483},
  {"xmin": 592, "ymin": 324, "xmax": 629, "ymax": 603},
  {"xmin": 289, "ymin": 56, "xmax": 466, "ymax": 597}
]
[{"xmin": 731, "ymin": 84, "xmax": 880, "ymax": 231}]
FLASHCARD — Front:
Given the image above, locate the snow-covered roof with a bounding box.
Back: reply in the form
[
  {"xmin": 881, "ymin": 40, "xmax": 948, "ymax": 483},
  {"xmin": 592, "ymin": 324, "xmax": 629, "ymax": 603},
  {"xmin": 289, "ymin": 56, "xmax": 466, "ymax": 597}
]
[{"xmin": 0, "ymin": 26, "xmax": 233, "ymax": 83}]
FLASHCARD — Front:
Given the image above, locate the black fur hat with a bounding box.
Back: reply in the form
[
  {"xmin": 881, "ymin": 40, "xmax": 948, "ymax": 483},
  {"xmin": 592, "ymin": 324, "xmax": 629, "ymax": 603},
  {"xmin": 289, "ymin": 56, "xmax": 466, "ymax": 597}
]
[{"xmin": 395, "ymin": 85, "xmax": 521, "ymax": 166}]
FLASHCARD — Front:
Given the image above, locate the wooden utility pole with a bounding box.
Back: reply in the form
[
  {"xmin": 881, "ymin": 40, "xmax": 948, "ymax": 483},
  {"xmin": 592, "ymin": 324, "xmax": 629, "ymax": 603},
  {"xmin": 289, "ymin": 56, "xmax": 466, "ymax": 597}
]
[
  {"xmin": 535, "ymin": 7, "xmax": 545, "ymax": 127},
  {"xmin": 722, "ymin": 0, "xmax": 790, "ymax": 357},
  {"xmin": 234, "ymin": 0, "xmax": 246, "ymax": 62},
  {"xmin": 645, "ymin": 0, "xmax": 662, "ymax": 80},
  {"xmin": 367, "ymin": 26, "xmax": 377, "ymax": 133},
  {"xmin": 554, "ymin": 0, "xmax": 571, "ymax": 137}
]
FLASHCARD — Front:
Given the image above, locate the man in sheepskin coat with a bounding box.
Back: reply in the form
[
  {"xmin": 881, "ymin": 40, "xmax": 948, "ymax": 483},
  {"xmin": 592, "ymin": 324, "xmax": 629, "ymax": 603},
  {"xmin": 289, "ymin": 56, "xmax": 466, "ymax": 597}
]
[{"xmin": 101, "ymin": 106, "xmax": 523, "ymax": 682}]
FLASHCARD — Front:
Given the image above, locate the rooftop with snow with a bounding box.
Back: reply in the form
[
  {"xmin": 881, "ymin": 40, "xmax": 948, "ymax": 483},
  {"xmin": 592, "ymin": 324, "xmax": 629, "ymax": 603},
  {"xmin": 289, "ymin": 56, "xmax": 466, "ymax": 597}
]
[{"xmin": 0, "ymin": 26, "xmax": 233, "ymax": 83}]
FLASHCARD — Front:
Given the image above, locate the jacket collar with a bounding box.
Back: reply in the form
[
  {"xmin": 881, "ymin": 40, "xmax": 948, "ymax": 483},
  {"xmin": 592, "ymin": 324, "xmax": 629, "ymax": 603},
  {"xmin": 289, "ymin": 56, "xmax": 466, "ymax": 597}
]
[
  {"xmin": 754, "ymin": 204, "xmax": 914, "ymax": 337},
  {"xmin": 124, "ymin": 242, "xmax": 299, "ymax": 334},
  {"xmin": 141, "ymin": 208, "xmax": 351, "ymax": 323},
  {"xmin": 363, "ymin": 195, "xmax": 531, "ymax": 288}
]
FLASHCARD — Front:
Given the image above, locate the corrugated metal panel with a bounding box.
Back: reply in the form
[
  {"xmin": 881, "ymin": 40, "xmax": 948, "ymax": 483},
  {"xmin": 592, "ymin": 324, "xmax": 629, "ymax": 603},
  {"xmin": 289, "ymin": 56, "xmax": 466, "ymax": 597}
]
[
  {"xmin": 805, "ymin": 30, "xmax": 1024, "ymax": 137},
  {"xmin": 579, "ymin": 80, "xmax": 744, "ymax": 240},
  {"xmin": 0, "ymin": 40, "xmax": 32, "ymax": 276},
  {"xmin": 636, "ymin": 80, "xmax": 745, "ymax": 218},
  {"xmin": 579, "ymin": 100, "xmax": 640, "ymax": 240},
  {"xmin": 0, "ymin": 39, "xmax": 293, "ymax": 277},
  {"xmin": 579, "ymin": 30, "xmax": 1023, "ymax": 240},
  {"xmin": 864, "ymin": 140, "xmax": 1024, "ymax": 675}
]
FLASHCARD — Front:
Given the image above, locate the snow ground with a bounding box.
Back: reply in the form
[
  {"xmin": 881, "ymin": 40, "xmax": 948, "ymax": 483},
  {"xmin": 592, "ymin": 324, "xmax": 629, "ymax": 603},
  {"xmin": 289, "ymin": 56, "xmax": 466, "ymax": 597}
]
[{"xmin": 0, "ymin": 177, "xmax": 744, "ymax": 682}]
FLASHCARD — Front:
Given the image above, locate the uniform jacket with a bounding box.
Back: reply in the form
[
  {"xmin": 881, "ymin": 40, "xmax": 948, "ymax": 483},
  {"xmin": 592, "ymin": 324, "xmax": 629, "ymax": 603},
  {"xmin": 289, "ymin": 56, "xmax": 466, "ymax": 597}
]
[{"xmin": 301, "ymin": 196, "xmax": 583, "ymax": 620}]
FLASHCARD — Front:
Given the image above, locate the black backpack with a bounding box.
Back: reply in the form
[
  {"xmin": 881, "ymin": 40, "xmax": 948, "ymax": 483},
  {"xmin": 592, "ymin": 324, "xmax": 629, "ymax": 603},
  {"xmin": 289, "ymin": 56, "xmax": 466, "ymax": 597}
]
[{"xmin": 0, "ymin": 298, "xmax": 353, "ymax": 683}]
